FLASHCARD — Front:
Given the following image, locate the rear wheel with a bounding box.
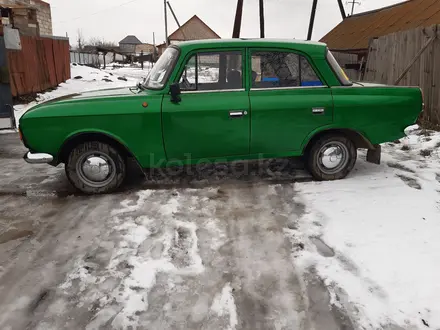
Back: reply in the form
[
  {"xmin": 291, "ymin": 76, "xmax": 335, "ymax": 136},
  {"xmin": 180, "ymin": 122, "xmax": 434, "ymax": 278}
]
[
  {"xmin": 306, "ymin": 134, "xmax": 357, "ymax": 181},
  {"xmin": 65, "ymin": 141, "xmax": 126, "ymax": 194}
]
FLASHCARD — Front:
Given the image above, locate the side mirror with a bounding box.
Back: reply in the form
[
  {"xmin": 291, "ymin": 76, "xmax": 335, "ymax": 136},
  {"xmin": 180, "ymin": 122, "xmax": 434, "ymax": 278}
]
[{"xmin": 170, "ymin": 82, "xmax": 181, "ymax": 103}]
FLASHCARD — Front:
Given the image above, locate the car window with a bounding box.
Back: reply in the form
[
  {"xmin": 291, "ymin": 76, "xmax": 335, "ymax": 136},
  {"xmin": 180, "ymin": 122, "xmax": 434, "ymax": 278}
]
[
  {"xmin": 251, "ymin": 51, "xmax": 323, "ymax": 89},
  {"xmin": 143, "ymin": 47, "xmax": 179, "ymax": 90},
  {"xmin": 326, "ymin": 49, "xmax": 352, "ymax": 86},
  {"xmin": 178, "ymin": 51, "xmax": 243, "ymax": 91}
]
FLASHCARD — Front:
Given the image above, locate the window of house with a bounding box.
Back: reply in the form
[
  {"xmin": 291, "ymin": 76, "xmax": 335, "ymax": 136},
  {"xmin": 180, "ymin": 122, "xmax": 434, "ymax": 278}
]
[
  {"xmin": 178, "ymin": 51, "xmax": 243, "ymax": 91},
  {"xmin": 251, "ymin": 51, "xmax": 323, "ymax": 89}
]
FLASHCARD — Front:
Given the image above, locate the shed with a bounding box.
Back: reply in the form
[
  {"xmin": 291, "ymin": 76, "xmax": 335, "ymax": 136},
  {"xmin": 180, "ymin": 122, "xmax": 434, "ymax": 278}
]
[{"xmin": 320, "ymin": 0, "xmax": 440, "ymax": 55}]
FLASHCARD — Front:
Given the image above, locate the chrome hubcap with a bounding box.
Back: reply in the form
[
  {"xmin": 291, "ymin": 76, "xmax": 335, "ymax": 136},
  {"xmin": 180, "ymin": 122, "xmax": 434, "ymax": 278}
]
[
  {"xmin": 317, "ymin": 142, "xmax": 349, "ymax": 174},
  {"xmin": 82, "ymin": 156, "xmax": 110, "ymax": 182},
  {"xmin": 76, "ymin": 152, "xmax": 116, "ymax": 188}
]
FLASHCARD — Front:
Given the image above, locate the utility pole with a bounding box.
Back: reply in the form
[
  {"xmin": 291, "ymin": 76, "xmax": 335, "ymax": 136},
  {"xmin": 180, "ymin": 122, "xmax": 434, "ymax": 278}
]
[
  {"xmin": 167, "ymin": 1, "xmax": 181, "ymax": 28},
  {"xmin": 164, "ymin": 0, "xmax": 169, "ymax": 46},
  {"xmin": 307, "ymin": 0, "xmax": 318, "ymax": 40},
  {"xmin": 346, "ymin": 0, "xmax": 361, "ymax": 15},
  {"xmin": 259, "ymin": 0, "xmax": 265, "ymax": 38},
  {"xmin": 153, "ymin": 32, "xmax": 157, "ymax": 61},
  {"xmin": 167, "ymin": 1, "xmax": 187, "ymax": 40},
  {"xmin": 337, "ymin": 0, "xmax": 347, "ymax": 19},
  {"xmin": 308, "ymin": 0, "xmax": 346, "ymax": 40},
  {"xmin": 232, "ymin": 0, "xmax": 244, "ymax": 38}
]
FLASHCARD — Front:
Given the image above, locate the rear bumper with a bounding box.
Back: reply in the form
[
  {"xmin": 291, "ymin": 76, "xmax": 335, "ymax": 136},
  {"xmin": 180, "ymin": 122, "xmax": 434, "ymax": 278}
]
[{"xmin": 24, "ymin": 151, "xmax": 54, "ymax": 164}]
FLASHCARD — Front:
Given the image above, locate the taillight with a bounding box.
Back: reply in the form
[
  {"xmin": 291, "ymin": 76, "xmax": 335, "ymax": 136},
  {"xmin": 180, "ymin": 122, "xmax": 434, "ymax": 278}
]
[{"xmin": 18, "ymin": 127, "xmax": 23, "ymax": 141}]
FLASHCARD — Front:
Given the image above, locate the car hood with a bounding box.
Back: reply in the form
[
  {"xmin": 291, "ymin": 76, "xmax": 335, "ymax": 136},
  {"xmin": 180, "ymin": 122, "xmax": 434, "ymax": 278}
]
[
  {"xmin": 35, "ymin": 86, "xmax": 138, "ymax": 105},
  {"xmin": 20, "ymin": 86, "xmax": 152, "ymax": 120}
]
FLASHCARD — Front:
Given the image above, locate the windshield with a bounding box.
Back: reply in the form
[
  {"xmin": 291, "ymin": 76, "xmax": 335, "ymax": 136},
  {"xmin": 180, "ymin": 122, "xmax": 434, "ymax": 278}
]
[
  {"xmin": 326, "ymin": 49, "xmax": 352, "ymax": 86},
  {"xmin": 143, "ymin": 47, "xmax": 179, "ymax": 89}
]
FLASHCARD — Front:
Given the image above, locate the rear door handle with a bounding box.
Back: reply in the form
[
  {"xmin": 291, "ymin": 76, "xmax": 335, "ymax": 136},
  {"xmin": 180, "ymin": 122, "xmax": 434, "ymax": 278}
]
[
  {"xmin": 312, "ymin": 108, "xmax": 325, "ymax": 114},
  {"xmin": 229, "ymin": 110, "xmax": 248, "ymax": 118}
]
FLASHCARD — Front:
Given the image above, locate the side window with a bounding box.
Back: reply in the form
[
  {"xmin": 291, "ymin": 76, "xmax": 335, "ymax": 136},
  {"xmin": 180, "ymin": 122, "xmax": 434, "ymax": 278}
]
[
  {"xmin": 178, "ymin": 51, "xmax": 243, "ymax": 91},
  {"xmin": 251, "ymin": 51, "xmax": 323, "ymax": 89},
  {"xmin": 300, "ymin": 57, "xmax": 323, "ymax": 86}
]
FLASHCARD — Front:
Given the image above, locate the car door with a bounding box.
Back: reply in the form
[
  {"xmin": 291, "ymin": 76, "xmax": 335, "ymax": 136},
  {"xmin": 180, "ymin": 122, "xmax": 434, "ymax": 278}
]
[
  {"xmin": 162, "ymin": 49, "xmax": 250, "ymax": 161},
  {"xmin": 249, "ymin": 49, "xmax": 333, "ymax": 154}
]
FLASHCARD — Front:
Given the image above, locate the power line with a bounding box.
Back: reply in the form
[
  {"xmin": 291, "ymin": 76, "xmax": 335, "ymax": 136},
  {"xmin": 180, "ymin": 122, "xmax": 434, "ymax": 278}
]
[{"xmin": 55, "ymin": 0, "xmax": 142, "ymax": 24}]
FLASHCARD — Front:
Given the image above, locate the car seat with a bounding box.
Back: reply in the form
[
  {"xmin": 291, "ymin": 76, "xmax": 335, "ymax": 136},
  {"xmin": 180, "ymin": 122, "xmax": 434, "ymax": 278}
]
[{"xmin": 227, "ymin": 70, "xmax": 242, "ymax": 89}]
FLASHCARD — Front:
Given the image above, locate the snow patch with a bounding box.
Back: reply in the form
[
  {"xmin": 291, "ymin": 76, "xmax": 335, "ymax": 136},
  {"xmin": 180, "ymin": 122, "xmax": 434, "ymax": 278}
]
[
  {"xmin": 111, "ymin": 190, "xmax": 153, "ymax": 216},
  {"xmin": 210, "ymin": 283, "xmax": 238, "ymax": 330},
  {"xmin": 14, "ymin": 64, "xmax": 138, "ymax": 123},
  {"xmin": 296, "ymin": 127, "xmax": 440, "ymax": 328}
]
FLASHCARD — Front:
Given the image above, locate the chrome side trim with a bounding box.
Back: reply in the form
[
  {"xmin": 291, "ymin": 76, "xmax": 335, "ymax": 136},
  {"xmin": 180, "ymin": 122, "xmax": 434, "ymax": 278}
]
[
  {"xmin": 181, "ymin": 88, "xmax": 246, "ymax": 94},
  {"xmin": 250, "ymin": 85, "xmax": 328, "ymax": 91}
]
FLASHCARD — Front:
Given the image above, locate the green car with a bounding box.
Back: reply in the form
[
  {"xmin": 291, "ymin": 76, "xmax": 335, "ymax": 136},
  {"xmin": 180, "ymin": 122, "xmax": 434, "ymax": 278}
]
[{"xmin": 19, "ymin": 39, "xmax": 423, "ymax": 194}]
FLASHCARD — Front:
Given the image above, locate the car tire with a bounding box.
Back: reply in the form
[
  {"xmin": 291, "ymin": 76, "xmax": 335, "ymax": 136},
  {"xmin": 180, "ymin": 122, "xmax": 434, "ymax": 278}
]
[
  {"xmin": 65, "ymin": 141, "xmax": 126, "ymax": 194},
  {"xmin": 306, "ymin": 134, "xmax": 357, "ymax": 181}
]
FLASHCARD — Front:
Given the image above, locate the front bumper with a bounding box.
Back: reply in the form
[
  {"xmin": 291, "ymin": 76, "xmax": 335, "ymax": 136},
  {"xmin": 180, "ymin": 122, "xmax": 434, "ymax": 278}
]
[{"xmin": 24, "ymin": 151, "xmax": 54, "ymax": 164}]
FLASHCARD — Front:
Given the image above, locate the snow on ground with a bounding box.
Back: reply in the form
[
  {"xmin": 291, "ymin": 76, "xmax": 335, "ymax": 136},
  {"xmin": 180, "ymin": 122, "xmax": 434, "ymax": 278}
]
[
  {"xmin": 295, "ymin": 125, "xmax": 440, "ymax": 329},
  {"xmin": 13, "ymin": 64, "xmax": 140, "ymax": 123},
  {"xmin": 104, "ymin": 62, "xmax": 153, "ymax": 80}
]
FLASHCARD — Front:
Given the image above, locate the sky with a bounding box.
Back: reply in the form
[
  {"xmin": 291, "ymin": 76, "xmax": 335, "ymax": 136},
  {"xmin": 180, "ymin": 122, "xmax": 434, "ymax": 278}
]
[{"xmin": 46, "ymin": 0, "xmax": 404, "ymax": 46}]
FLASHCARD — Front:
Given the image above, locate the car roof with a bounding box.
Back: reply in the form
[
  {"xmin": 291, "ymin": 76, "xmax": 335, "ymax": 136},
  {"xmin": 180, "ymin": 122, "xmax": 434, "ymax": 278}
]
[{"xmin": 173, "ymin": 38, "xmax": 328, "ymax": 58}]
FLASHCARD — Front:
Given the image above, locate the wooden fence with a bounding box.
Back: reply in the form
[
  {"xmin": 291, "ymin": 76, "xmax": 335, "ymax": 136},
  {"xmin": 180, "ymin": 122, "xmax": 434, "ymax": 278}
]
[
  {"xmin": 364, "ymin": 25, "xmax": 440, "ymax": 127},
  {"xmin": 7, "ymin": 35, "xmax": 70, "ymax": 97},
  {"xmin": 332, "ymin": 51, "xmax": 361, "ymax": 81}
]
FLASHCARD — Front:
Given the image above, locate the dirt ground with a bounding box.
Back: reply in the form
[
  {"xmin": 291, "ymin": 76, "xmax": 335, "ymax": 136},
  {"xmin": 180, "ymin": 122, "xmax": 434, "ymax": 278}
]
[{"xmin": 0, "ymin": 133, "xmax": 403, "ymax": 330}]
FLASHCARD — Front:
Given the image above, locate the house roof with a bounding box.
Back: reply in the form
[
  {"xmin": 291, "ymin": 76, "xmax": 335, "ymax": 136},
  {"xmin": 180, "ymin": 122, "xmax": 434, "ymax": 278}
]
[
  {"xmin": 168, "ymin": 15, "xmax": 221, "ymax": 41},
  {"xmin": 119, "ymin": 35, "xmax": 142, "ymax": 45},
  {"xmin": 320, "ymin": 0, "xmax": 440, "ymax": 51}
]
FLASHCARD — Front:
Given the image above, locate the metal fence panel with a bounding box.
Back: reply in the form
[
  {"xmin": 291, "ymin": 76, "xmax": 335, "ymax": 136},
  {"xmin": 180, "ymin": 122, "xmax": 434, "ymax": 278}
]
[{"xmin": 7, "ymin": 35, "xmax": 70, "ymax": 97}]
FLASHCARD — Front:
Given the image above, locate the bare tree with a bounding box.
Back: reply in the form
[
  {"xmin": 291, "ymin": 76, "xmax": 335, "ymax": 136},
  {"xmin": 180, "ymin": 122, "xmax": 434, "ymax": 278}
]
[
  {"xmin": 86, "ymin": 37, "xmax": 117, "ymax": 49},
  {"xmin": 77, "ymin": 29, "xmax": 85, "ymax": 51}
]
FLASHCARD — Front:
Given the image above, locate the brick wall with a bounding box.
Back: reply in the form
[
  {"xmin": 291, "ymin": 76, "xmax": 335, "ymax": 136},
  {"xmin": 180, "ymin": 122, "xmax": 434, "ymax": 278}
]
[{"xmin": 0, "ymin": 0, "xmax": 52, "ymax": 35}]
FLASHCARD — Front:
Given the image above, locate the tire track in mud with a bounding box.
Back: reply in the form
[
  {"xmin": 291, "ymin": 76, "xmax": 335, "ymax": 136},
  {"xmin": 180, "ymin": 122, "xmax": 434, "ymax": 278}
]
[
  {"xmin": 212, "ymin": 183, "xmax": 355, "ymax": 330},
  {"xmin": 217, "ymin": 184, "xmax": 302, "ymax": 329}
]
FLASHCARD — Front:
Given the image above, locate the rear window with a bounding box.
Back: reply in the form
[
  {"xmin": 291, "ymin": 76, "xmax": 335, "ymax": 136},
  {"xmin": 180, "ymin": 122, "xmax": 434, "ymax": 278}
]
[{"xmin": 326, "ymin": 50, "xmax": 352, "ymax": 86}]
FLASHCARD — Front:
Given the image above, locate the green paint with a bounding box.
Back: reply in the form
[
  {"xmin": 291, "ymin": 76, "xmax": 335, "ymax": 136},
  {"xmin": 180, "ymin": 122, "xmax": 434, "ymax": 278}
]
[{"xmin": 19, "ymin": 39, "xmax": 423, "ymax": 168}]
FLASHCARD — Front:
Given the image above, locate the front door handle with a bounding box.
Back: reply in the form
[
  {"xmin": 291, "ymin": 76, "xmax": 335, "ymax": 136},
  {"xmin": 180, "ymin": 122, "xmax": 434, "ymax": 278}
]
[{"xmin": 229, "ymin": 110, "xmax": 248, "ymax": 118}]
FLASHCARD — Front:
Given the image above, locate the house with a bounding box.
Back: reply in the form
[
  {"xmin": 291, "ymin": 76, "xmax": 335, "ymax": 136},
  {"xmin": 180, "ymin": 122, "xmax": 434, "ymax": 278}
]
[
  {"xmin": 119, "ymin": 35, "xmax": 142, "ymax": 55},
  {"xmin": 135, "ymin": 43, "xmax": 156, "ymax": 55},
  {"xmin": 320, "ymin": 0, "xmax": 440, "ymax": 57},
  {"xmin": 0, "ymin": 0, "xmax": 52, "ymax": 35},
  {"xmin": 158, "ymin": 15, "xmax": 220, "ymax": 55}
]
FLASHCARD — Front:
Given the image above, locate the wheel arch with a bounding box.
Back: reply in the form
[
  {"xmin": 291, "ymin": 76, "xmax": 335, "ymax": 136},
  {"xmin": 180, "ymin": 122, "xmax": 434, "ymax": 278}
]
[
  {"xmin": 58, "ymin": 130, "xmax": 139, "ymax": 165},
  {"xmin": 302, "ymin": 128, "xmax": 374, "ymax": 155}
]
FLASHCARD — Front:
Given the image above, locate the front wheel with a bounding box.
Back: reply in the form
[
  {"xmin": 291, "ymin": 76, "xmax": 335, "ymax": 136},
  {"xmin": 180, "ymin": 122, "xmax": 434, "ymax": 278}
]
[
  {"xmin": 306, "ymin": 135, "xmax": 357, "ymax": 181},
  {"xmin": 65, "ymin": 141, "xmax": 126, "ymax": 194}
]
